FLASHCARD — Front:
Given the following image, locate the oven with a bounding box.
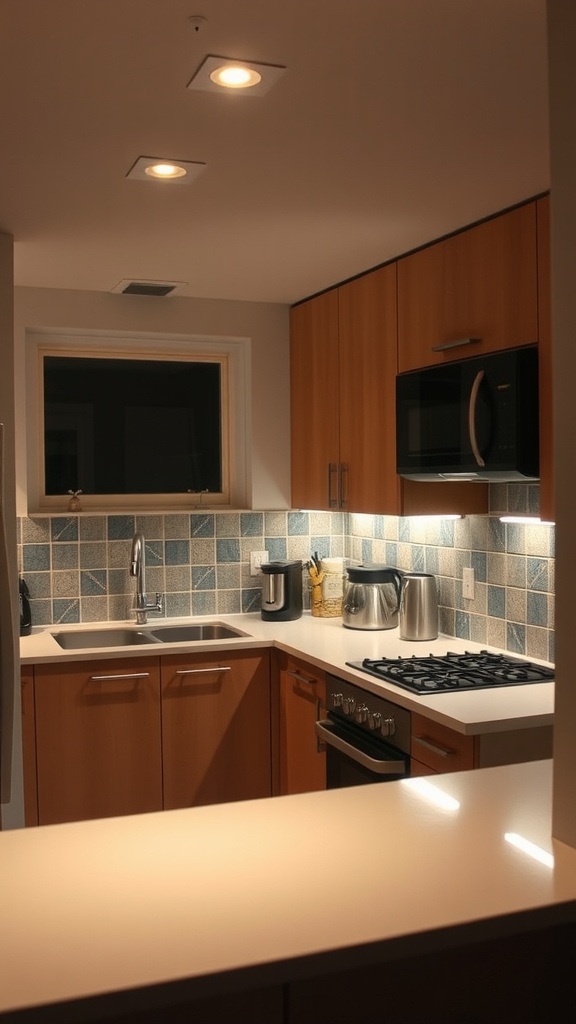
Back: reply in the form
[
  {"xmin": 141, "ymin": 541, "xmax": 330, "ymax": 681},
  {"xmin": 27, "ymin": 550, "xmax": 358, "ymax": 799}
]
[{"xmin": 316, "ymin": 674, "xmax": 411, "ymax": 788}]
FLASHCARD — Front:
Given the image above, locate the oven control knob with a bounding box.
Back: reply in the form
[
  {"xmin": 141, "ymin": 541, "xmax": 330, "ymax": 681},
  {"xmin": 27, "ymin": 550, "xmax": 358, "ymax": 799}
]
[
  {"xmin": 343, "ymin": 696, "xmax": 356, "ymax": 715},
  {"xmin": 381, "ymin": 716, "xmax": 396, "ymax": 737},
  {"xmin": 354, "ymin": 703, "xmax": 369, "ymax": 723},
  {"xmin": 332, "ymin": 693, "xmax": 343, "ymax": 708},
  {"xmin": 369, "ymin": 711, "xmax": 382, "ymax": 731}
]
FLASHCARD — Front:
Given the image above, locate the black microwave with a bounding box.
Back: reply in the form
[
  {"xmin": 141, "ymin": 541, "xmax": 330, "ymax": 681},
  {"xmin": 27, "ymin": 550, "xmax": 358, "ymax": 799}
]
[{"xmin": 396, "ymin": 346, "xmax": 539, "ymax": 481}]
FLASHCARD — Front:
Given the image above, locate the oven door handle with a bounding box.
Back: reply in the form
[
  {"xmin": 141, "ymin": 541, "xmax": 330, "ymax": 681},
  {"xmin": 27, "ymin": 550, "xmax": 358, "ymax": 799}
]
[{"xmin": 315, "ymin": 720, "xmax": 408, "ymax": 777}]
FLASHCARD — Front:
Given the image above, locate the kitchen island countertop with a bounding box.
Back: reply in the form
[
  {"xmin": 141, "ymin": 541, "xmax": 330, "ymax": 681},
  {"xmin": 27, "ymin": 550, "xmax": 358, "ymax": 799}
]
[{"xmin": 20, "ymin": 611, "xmax": 555, "ymax": 736}]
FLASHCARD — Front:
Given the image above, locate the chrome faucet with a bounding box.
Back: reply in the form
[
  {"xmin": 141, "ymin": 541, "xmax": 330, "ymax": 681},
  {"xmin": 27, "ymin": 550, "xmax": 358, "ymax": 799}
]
[{"xmin": 129, "ymin": 532, "xmax": 163, "ymax": 625}]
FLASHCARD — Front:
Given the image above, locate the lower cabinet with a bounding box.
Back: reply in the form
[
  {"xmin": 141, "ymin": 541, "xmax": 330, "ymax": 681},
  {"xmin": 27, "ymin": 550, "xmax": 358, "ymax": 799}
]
[
  {"xmin": 410, "ymin": 712, "xmax": 476, "ymax": 776},
  {"xmin": 33, "ymin": 657, "xmax": 163, "ymax": 825},
  {"xmin": 21, "ymin": 667, "xmax": 38, "ymax": 827},
  {"xmin": 277, "ymin": 651, "xmax": 326, "ymax": 796},
  {"xmin": 161, "ymin": 649, "xmax": 272, "ymax": 809}
]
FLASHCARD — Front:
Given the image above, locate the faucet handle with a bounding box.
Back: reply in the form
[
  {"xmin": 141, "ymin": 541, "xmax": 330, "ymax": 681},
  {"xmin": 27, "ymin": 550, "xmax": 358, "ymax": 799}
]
[{"xmin": 153, "ymin": 593, "xmax": 164, "ymax": 614}]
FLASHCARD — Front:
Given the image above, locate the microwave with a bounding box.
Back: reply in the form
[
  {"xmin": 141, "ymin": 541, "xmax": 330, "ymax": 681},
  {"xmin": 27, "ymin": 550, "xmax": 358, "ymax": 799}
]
[{"xmin": 396, "ymin": 346, "xmax": 539, "ymax": 482}]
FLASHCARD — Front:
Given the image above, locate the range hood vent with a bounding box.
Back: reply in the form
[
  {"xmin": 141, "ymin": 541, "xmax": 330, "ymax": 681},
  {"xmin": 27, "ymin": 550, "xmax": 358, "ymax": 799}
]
[{"xmin": 111, "ymin": 279, "xmax": 187, "ymax": 297}]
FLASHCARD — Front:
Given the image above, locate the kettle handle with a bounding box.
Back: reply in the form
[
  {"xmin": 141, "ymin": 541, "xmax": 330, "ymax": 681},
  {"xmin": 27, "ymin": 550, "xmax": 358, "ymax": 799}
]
[{"xmin": 391, "ymin": 570, "xmax": 403, "ymax": 612}]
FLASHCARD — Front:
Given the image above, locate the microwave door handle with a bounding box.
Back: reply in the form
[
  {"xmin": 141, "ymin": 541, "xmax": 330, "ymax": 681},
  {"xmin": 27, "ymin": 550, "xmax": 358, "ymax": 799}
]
[{"xmin": 468, "ymin": 370, "xmax": 486, "ymax": 468}]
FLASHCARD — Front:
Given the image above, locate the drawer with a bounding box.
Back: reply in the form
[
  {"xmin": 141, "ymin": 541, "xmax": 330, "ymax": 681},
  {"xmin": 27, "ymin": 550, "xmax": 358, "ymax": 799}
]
[{"xmin": 411, "ymin": 713, "xmax": 476, "ymax": 774}]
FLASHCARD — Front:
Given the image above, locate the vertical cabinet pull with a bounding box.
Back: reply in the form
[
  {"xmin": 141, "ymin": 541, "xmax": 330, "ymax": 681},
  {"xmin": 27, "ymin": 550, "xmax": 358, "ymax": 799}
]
[{"xmin": 328, "ymin": 462, "xmax": 339, "ymax": 507}]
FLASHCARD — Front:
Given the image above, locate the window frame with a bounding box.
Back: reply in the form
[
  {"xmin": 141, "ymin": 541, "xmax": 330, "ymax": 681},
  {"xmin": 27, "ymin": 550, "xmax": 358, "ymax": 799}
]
[{"xmin": 25, "ymin": 328, "xmax": 250, "ymax": 513}]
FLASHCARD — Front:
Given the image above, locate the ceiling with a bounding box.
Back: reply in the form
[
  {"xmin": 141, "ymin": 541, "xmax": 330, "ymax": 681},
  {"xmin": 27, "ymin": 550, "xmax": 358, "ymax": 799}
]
[{"xmin": 0, "ymin": 0, "xmax": 550, "ymax": 306}]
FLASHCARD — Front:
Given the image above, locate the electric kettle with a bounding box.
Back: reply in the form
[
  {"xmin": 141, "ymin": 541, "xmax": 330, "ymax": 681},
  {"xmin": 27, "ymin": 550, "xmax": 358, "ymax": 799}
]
[
  {"xmin": 342, "ymin": 564, "xmax": 403, "ymax": 630},
  {"xmin": 399, "ymin": 572, "xmax": 439, "ymax": 641}
]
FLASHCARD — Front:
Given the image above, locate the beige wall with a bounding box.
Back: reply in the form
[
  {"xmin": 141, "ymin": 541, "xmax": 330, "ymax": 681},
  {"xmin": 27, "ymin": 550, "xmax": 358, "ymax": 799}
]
[{"xmin": 13, "ymin": 286, "xmax": 291, "ymax": 514}]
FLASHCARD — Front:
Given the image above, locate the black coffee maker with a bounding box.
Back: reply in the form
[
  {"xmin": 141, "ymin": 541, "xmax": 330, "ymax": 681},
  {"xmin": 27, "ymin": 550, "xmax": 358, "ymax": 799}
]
[{"xmin": 260, "ymin": 560, "xmax": 303, "ymax": 621}]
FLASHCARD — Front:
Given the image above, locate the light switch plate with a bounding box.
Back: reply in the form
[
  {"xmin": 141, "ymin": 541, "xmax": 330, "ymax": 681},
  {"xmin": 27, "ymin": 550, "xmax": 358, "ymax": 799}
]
[
  {"xmin": 250, "ymin": 550, "xmax": 269, "ymax": 576},
  {"xmin": 463, "ymin": 567, "xmax": 475, "ymax": 600}
]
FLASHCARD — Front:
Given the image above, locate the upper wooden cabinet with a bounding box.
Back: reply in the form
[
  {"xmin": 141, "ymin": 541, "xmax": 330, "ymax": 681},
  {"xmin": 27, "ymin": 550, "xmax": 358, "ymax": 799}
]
[
  {"xmin": 291, "ymin": 267, "xmax": 487, "ymax": 516},
  {"xmin": 397, "ymin": 202, "xmax": 539, "ymax": 372}
]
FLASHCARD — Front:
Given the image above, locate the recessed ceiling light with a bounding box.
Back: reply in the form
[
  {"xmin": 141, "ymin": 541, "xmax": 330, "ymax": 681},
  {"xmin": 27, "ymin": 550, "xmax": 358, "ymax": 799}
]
[
  {"xmin": 187, "ymin": 55, "xmax": 286, "ymax": 95},
  {"xmin": 126, "ymin": 156, "xmax": 206, "ymax": 184}
]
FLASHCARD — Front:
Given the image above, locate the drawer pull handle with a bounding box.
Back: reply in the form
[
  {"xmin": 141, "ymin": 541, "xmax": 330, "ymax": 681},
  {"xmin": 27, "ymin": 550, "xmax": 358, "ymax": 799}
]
[
  {"xmin": 288, "ymin": 670, "xmax": 315, "ymax": 686},
  {"xmin": 413, "ymin": 735, "xmax": 454, "ymax": 758},
  {"xmin": 175, "ymin": 666, "xmax": 232, "ymax": 676},
  {"xmin": 431, "ymin": 337, "xmax": 481, "ymax": 352},
  {"xmin": 89, "ymin": 672, "xmax": 150, "ymax": 682}
]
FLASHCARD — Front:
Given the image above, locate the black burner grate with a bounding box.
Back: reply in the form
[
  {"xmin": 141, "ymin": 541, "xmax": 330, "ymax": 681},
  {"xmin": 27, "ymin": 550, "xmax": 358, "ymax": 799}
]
[{"xmin": 347, "ymin": 651, "xmax": 554, "ymax": 694}]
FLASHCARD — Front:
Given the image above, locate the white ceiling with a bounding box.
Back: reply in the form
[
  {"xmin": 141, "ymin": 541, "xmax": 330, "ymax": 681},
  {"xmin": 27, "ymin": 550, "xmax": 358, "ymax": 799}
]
[{"xmin": 0, "ymin": 0, "xmax": 550, "ymax": 305}]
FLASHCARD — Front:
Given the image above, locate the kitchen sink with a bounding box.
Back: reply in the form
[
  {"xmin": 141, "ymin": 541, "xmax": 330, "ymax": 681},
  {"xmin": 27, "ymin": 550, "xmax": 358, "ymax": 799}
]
[
  {"xmin": 147, "ymin": 623, "xmax": 250, "ymax": 642},
  {"xmin": 51, "ymin": 627, "xmax": 161, "ymax": 650},
  {"xmin": 51, "ymin": 621, "xmax": 251, "ymax": 649}
]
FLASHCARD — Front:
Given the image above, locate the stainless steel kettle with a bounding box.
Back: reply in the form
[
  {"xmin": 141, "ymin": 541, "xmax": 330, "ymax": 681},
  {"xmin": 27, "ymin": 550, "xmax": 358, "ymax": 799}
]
[
  {"xmin": 342, "ymin": 565, "xmax": 403, "ymax": 630},
  {"xmin": 399, "ymin": 572, "xmax": 439, "ymax": 641}
]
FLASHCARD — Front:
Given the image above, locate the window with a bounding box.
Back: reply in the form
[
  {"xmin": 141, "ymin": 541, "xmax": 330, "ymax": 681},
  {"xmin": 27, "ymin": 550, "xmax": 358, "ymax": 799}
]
[{"xmin": 26, "ymin": 330, "xmax": 249, "ymax": 512}]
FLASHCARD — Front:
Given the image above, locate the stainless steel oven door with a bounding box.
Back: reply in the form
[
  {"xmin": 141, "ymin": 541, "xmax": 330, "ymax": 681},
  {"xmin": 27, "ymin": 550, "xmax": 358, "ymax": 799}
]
[{"xmin": 316, "ymin": 716, "xmax": 409, "ymax": 788}]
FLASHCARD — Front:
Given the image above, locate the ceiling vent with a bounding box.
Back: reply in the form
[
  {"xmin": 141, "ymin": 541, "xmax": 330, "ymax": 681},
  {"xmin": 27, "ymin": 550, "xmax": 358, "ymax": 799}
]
[{"xmin": 111, "ymin": 279, "xmax": 187, "ymax": 297}]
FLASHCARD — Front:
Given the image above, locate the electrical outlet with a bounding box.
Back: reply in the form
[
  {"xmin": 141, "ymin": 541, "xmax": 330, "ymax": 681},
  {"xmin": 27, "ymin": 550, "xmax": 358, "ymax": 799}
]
[
  {"xmin": 250, "ymin": 550, "xmax": 269, "ymax": 576},
  {"xmin": 462, "ymin": 567, "xmax": 475, "ymax": 601}
]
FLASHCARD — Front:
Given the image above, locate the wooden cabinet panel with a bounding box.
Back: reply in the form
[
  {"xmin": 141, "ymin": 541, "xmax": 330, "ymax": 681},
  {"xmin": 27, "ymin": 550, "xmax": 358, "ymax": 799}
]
[
  {"xmin": 397, "ymin": 202, "xmax": 539, "ymax": 372},
  {"xmin": 161, "ymin": 649, "xmax": 272, "ymax": 809},
  {"xmin": 290, "ymin": 289, "xmax": 340, "ymax": 510},
  {"xmin": 34, "ymin": 657, "xmax": 162, "ymax": 825},
  {"xmin": 21, "ymin": 667, "xmax": 38, "ymax": 826},
  {"xmin": 537, "ymin": 194, "xmax": 554, "ymax": 522},
  {"xmin": 410, "ymin": 712, "xmax": 476, "ymax": 774},
  {"xmin": 278, "ymin": 652, "xmax": 326, "ymax": 796}
]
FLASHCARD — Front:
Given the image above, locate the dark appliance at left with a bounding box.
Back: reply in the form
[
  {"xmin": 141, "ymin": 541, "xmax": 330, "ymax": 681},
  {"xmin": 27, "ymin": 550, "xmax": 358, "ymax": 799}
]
[{"xmin": 316, "ymin": 674, "xmax": 410, "ymax": 788}]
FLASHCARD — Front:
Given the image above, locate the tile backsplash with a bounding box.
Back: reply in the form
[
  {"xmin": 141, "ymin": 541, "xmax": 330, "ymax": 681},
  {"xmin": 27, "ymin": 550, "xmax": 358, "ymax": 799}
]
[{"xmin": 18, "ymin": 483, "xmax": 555, "ymax": 663}]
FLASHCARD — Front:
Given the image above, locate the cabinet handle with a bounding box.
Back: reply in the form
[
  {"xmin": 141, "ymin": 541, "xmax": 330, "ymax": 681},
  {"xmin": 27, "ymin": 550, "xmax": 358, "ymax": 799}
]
[
  {"xmin": 468, "ymin": 369, "xmax": 486, "ymax": 468},
  {"xmin": 175, "ymin": 666, "xmax": 232, "ymax": 676},
  {"xmin": 287, "ymin": 669, "xmax": 316, "ymax": 686},
  {"xmin": 339, "ymin": 463, "xmax": 348, "ymax": 509},
  {"xmin": 327, "ymin": 462, "xmax": 339, "ymax": 508},
  {"xmin": 412, "ymin": 735, "xmax": 454, "ymax": 758},
  {"xmin": 431, "ymin": 337, "xmax": 481, "ymax": 352},
  {"xmin": 89, "ymin": 672, "xmax": 150, "ymax": 682}
]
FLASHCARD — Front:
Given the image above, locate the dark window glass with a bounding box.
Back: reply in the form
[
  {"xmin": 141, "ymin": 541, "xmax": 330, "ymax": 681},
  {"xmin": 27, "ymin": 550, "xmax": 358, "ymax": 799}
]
[{"xmin": 44, "ymin": 356, "xmax": 222, "ymax": 496}]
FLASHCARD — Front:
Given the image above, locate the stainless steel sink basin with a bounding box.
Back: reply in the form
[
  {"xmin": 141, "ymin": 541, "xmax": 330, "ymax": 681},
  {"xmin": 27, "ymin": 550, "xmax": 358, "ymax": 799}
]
[
  {"xmin": 51, "ymin": 622, "xmax": 250, "ymax": 649},
  {"xmin": 148, "ymin": 623, "xmax": 250, "ymax": 642},
  {"xmin": 51, "ymin": 627, "xmax": 161, "ymax": 650}
]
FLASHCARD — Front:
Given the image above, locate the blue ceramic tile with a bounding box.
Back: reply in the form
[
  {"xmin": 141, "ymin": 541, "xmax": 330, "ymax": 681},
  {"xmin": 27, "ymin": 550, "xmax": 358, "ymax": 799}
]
[
  {"xmin": 385, "ymin": 541, "xmax": 399, "ymax": 566},
  {"xmin": 190, "ymin": 513, "xmax": 215, "ymax": 538},
  {"xmin": 241, "ymin": 512, "xmax": 264, "ymax": 536},
  {"xmin": 53, "ymin": 599, "xmax": 80, "ymax": 624},
  {"xmin": 192, "ymin": 566, "xmax": 216, "ymax": 591},
  {"xmin": 527, "ymin": 591, "xmax": 547, "ymax": 626},
  {"xmin": 471, "ymin": 550, "xmax": 487, "ymax": 582},
  {"xmin": 51, "ymin": 517, "xmax": 79, "ymax": 542},
  {"xmin": 506, "ymin": 523, "xmax": 526, "ymax": 555},
  {"xmin": 361, "ymin": 539, "xmax": 373, "ymax": 563},
  {"xmin": 287, "ymin": 511, "xmax": 308, "ymax": 536},
  {"xmin": 145, "ymin": 539, "xmax": 163, "ymax": 566},
  {"xmin": 439, "ymin": 520, "xmax": 455, "ymax": 546},
  {"xmin": 23, "ymin": 544, "xmax": 51, "ymax": 571},
  {"xmin": 374, "ymin": 516, "xmax": 385, "ymax": 540},
  {"xmin": 425, "ymin": 547, "xmax": 440, "ymax": 574},
  {"xmin": 488, "ymin": 585, "xmax": 505, "ymax": 618},
  {"xmin": 399, "ymin": 519, "xmax": 410, "ymax": 542},
  {"xmin": 216, "ymin": 538, "xmax": 240, "ymax": 563},
  {"xmin": 455, "ymin": 610, "xmax": 470, "ymax": 639},
  {"xmin": 412, "ymin": 545, "xmax": 425, "ymax": 572},
  {"xmin": 81, "ymin": 570, "xmax": 107, "ymax": 596},
  {"xmin": 165, "ymin": 539, "xmax": 190, "ymax": 566},
  {"xmin": 507, "ymin": 622, "xmax": 526, "ymax": 655},
  {"xmin": 266, "ymin": 537, "xmax": 287, "ymax": 560},
  {"xmin": 192, "ymin": 591, "xmax": 217, "ymax": 615},
  {"xmin": 527, "ymin": 557, "xmax": 549, "ymax": 592},
  {"xmin": 487, "ymin": 518, "xmax": 505, "ymax": 552},
  {"xmin": 242, "ymin": 588, "xmax": 262, "ymax": 613},
  {"xmin": 107, "ymin": 515, "xmax": 135, "ymax": 540}
]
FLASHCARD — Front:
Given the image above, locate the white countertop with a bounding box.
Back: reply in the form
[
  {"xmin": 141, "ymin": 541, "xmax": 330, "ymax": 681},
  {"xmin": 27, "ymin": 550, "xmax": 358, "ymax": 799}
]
[
  {"xmin": 20, "ymin": 611, "xmax": 555, "ymax": 735},
  {"xmin": 1, "ymin": 758, "xmax": 575, "ymax": 1020}
]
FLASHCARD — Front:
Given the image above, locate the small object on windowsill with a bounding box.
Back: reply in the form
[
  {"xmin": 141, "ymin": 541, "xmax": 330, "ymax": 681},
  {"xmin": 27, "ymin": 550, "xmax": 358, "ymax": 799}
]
[{"xmin": 67, "ymin": 489, "xmax": 83, "ymax": 512}]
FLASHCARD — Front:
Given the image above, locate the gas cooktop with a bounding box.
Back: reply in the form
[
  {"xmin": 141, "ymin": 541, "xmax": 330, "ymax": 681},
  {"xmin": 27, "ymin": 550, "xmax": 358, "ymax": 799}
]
[{"xmin": 346, "ymin": 650, "xmax": 555, "ymax": 695}]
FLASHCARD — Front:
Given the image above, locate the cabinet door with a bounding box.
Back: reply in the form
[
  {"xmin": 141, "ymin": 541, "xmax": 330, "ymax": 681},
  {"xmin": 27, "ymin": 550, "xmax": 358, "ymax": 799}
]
[
  {"xmin": 278, "ymin": 653, "xmax": 326, "ymax": 796},
  {"xmin": 34, "ymin": 657, "xmax": 162, "ymax": 825},
  {"xmin": 21, "ymin": 667, "xmax": 38, "ymax": 827},
  {"xmin": 537, "ymin": 195, "xmax": 554, "ymax": 522},
  {"xmin": 161, "ymin": 650, "xmax": 272, "ymax": 809},
  {"xmin": 410, "ymin": 713, "xmax": 476, "ymax": 774},
  {"xmin": 397, "ymin": 203, "xmax": 539, "ymax": 372},
  {"xmin": 290, "ymin": 290, "xmax": 340, "ymax": 510},
  {"xmin": 338, "ymin": 264, "xmax": 400, "ymax": 514}
]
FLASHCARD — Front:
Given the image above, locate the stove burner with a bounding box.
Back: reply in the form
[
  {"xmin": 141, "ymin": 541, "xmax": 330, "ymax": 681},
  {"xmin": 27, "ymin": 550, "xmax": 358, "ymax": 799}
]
[{"xmin": 346, "ymin": 650, "xmax": 554, "ymax": 695}]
